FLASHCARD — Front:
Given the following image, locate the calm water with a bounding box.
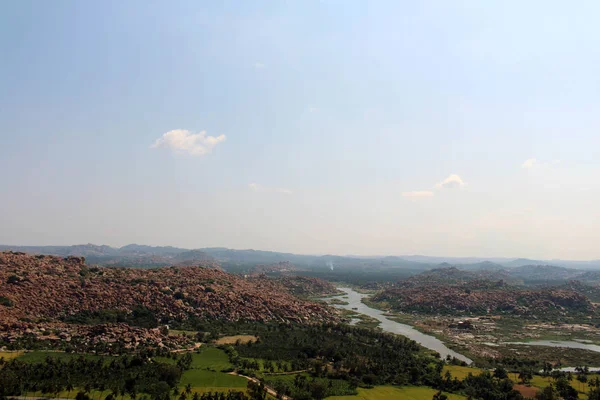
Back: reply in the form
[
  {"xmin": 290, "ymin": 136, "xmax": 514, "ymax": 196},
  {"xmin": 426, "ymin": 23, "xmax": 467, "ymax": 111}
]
[
  {"xmin": 326, "ymin": 287, "xmax": 472, "ymax": 364},
  {"xmin": 508, "ymin": 340, "xmax": 600, "ymax": 353}
]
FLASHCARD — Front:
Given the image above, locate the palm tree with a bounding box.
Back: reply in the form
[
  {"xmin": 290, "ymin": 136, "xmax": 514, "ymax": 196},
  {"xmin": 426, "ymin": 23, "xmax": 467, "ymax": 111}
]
[{"xmin": 66, "ymin": 381, "xmax": 75, "ymax": 398}]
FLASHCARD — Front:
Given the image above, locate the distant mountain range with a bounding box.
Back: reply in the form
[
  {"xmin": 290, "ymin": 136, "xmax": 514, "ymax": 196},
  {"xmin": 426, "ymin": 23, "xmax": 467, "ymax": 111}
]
[{"xmin": 1, "ymin": 243, "xmax": 600, "ymax": 271}]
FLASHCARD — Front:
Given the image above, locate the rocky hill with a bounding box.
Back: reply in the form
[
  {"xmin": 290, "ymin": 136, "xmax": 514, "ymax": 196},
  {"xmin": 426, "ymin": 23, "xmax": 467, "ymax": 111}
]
[
  {"xmin": 549, "ymin": 280, "xmax": 600, "ymax": 302},
  {"xmin": 402, "ymin": 266, "xmax": 516, "ymax": 285},
  {"xmin": 0, "ymin": 244, "xmax": 215, "ymax": 268},
  {"xmin": 371, "ymin": 277, "xmax": 595, "ymax": 317},
  {"xmin": 508, "ymin": 264, "xmax": 582, "ymax": 282},
  {"xmin": 0, "ymin": 252, "xmax": 338, "ymax": 327}
]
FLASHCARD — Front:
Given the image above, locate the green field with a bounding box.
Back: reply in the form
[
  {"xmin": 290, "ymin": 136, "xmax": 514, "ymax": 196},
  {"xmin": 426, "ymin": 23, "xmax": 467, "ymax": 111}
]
[
  {"xmin": 0, "ymin": 351, "xmax": 23, "ymax": 360},
  {"xmin": 442, "ymin": 365, "xmax": 484, "ymax": 380},
  {"xmin": 327, "ymin": 386, "xmax": 466, "ymax": 400},
  {"xmin": 180, "ymin": 370, "xmax": 247, "ymax": 388},
  {"xmin": 178, "ymin": 347, "xmax": 246, "ymax": 390},
  {"xmin": 154, "ymin": 347, "xmax": 234, "ymax": 370},
  {"xmin": 190, "ymin": 347, "xmax": 232, "ymax": 370}
]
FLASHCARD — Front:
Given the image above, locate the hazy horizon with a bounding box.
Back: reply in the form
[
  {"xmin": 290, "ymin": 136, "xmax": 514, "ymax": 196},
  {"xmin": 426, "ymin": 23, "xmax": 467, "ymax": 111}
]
[
  {"xmin": 2, "ymin": 1, "xmax": 599, "ymax": 259},
  {"xmin": 2, "ymin": 241, "xmax": 600, "ymax": 263}
]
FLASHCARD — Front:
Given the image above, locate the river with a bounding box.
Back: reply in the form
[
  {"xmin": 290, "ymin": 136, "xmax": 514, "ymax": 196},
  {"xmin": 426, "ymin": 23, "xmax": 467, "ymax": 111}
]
[
  {"xmin": 325, "ymin": 287, "xmax": 472, "ymax": 364},
  {"xmin": 507, "ymin": 340, "xmax": 600, "ymax": 353}
]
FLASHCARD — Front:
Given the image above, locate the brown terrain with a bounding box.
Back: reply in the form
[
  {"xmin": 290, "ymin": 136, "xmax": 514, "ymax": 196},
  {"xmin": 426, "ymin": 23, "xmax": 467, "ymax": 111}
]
[
  {"xmin": 372, "ymin": 280, "xmax": 595, "ymax": 316},
  {"xmin": 0, "ymin": 252, "xmax": 338, "ymax": 349}
]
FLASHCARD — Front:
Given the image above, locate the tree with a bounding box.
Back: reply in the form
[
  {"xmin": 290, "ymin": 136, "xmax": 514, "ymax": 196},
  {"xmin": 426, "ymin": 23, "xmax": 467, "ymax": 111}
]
[
  {"xmin": 432, "ymin": 390, "xmax": 448, "ymax": 400},
  {"xmin": 494, "ymin": 367, "xmax": 508, "ymax": 380},
  {"xmin": 309, "ymin": 381, "xmax": 327, "ymax": 400},
  {"xmin": 247, "ymin": 381, "xmax": 265, "ymax": 400},
  {"xmin": 555, "ymin": 377, "xmax": 578, "ymax": 400},
  {"xmin": 589, "ymin": 387, "xmax": 600, "ymax": 400},
  {"xmin": 542, "ymin": 362, "xmax": 553, "ymax": 376},
  {"xmin": 518, "ymin": 370, "xmax": 533, "ymax": 384},
  {"xmin": 535, "ymin": 386, "xmax": 557, "ymax": 400},
  {"xmin": 76, "ymin": 392, "xmax": 91, "ymax": 400}
]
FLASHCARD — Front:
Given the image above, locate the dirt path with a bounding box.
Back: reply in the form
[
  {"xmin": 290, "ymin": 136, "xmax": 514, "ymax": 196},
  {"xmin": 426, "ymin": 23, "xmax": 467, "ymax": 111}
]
[
  {"xmin": 170, "ymin": 342, "xmax": 203, "ymax": 353},
  {"xmin": 228, "ymin": 372, "xmax": 293, "ymax": 400},
  {"xmin": 263, "ymin": 370, "xmax": 307, "ymax": 376}
]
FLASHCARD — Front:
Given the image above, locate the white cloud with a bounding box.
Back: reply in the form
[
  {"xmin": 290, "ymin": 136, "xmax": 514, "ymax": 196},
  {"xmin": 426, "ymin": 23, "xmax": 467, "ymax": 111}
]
[
  {"xmin": 521, "ymin": 158, "xmax": 538, "ymax": 168},
  {"xmin": 254, "ymin": 63, "xmax": 267, "ymax": 69},
  {"xmin": 151, "ymin": 129, "xmax": 226, "ymax": 156},
  {"xmin": 308, "ymin": 106, "xmax": 318, "ymax": 113},
  {"xmin": 248, "ymin": 183, "xmax": 292, "ymax": 195},
  {"xmin": 435, "ymin": 174, "xmax": 467, "ymax": 189},
  {"xmin": 402, "ymin": 191, "xmax": 434, "ymax": 198}
]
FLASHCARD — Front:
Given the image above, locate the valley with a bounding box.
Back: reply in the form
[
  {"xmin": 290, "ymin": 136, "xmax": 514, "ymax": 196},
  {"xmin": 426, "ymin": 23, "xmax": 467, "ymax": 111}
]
[{"xmin": 3, "ymin": 246, "xmax": 600, "ymax": 399}]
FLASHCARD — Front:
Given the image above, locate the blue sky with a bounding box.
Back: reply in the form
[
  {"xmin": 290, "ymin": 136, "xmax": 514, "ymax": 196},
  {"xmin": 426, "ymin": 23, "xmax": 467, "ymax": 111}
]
[{"xmin": 1, "ymin": 1, "xmax": 599, "ymax": 259}]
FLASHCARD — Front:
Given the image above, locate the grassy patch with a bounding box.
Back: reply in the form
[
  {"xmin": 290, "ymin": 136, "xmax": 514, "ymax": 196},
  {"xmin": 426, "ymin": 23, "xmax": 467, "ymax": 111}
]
[
  {"xmin": 442, "ymin": 365, "xmax": 484, "ymax": 380},
  {"xmin": 190, "ymin": 347, "xmax": 232, "ymax": 371},
  {"xmin": 188, "ymin": 387, "xmax": 249, "ymax": 395},
  {"xmin": 152, "ymin": 356, "xmax": 178, "ymax": 365},
  {"xmin": 176, "ymin": 347, "xmax": 246, "ymax": 390},
  {"xmin": 329, "ymin": 299, "xmax": 350, "ymax": 306},
  {"xmin": 0, "ymin": 351, "xmax": 23, "ymax": 360},
  {"xmin": 180, "ymin": 370, "xmax": 247, "ymax": 388},
  {"xmin": 326, "ymin": 386, "xmax": 466, "ymax": 400},
  {"xmin": 215, "ymin": 335, "xmax": 257, "ymax": 345},
  {"xmin": 528, "ymin": 375, "xmax": 591, "ymax": 394}
]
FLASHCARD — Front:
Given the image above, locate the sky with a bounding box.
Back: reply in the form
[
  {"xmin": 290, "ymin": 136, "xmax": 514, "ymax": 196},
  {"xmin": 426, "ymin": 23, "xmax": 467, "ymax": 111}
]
[{"xmin": 1, "ymin": 1, "xmax": 599, "ymax": 259}]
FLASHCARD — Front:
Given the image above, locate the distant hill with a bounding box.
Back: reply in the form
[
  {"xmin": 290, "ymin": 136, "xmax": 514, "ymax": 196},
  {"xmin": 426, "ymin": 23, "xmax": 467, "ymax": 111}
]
[
  {"xmin": 403, "ymin": 266, "xmax": 516, "ymax": 285},
  {"xmin": 1, "ymin": 244, "xmax": 600, "ymax": 276},
  {"xmin": 386, "ymin": 255, "xmax": 600, "ymax": 270},
  {"xmin": 0, "ymin": 244, "xmax": 434, "ymax": 272},
  {"xmin": 503, "ymin": 258, "xmax": 547, "ymax": 268},
  {"xmin": 507, "ymin": 264, "xmax": 582, "ymax": 282},
  {"xmin": 457, "ymin": 261, "xmax": 506, "ymax": 271},
  {"xmin": 118, "ymin": 244, "xmax": 188, "ymax": 256},
  {"xmin": 575, "ymin": 271, "xmax": 600, "ymax": 282}
]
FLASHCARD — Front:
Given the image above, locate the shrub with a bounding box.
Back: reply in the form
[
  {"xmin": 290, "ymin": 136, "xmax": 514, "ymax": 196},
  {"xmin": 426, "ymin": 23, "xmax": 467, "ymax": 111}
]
[{"xmin": 0, "ymin": 296, "xmax": 13, "ymax": 307}]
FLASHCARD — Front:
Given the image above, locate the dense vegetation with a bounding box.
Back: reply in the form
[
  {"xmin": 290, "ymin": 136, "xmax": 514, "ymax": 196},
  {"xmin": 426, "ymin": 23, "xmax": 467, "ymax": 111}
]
[
  {"xmin": 231, "ymin": 323, "xmax": 436, "ymax": 387},
  {"xmin": 0, "ymin": 355, "xmax": 182, "ymax": 399},
  {"xmin": 63, "ymin": 306, "xmax": 160, "ymax": 328},
  {"xmin": 207, "ymin": 323, "xmax": 522, "ymax": 399}
]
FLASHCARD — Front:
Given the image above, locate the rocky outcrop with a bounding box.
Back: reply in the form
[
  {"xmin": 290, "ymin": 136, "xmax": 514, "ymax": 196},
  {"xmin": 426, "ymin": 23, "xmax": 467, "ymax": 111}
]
[
  {"xmin": 372, "ymin": 280, "xmax": 595, "ymax": 317},
  {"xmin": 0, "ymin": 320, "xmax": 192, "ymax": 351},
  {"xmin": 0, "ymin": 252, "xmax": 338, "ymax": 326}
]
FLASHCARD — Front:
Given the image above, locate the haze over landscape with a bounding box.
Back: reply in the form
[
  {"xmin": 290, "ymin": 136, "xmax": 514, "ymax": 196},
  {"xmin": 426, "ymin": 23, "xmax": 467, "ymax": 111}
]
[
  {"xmin": 5, "ymin": 2, "xmax": 600, "ymax": 400},
  {"xmin": 2, "ymin": 1, "xmax": 600, "ymax": 260}
]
